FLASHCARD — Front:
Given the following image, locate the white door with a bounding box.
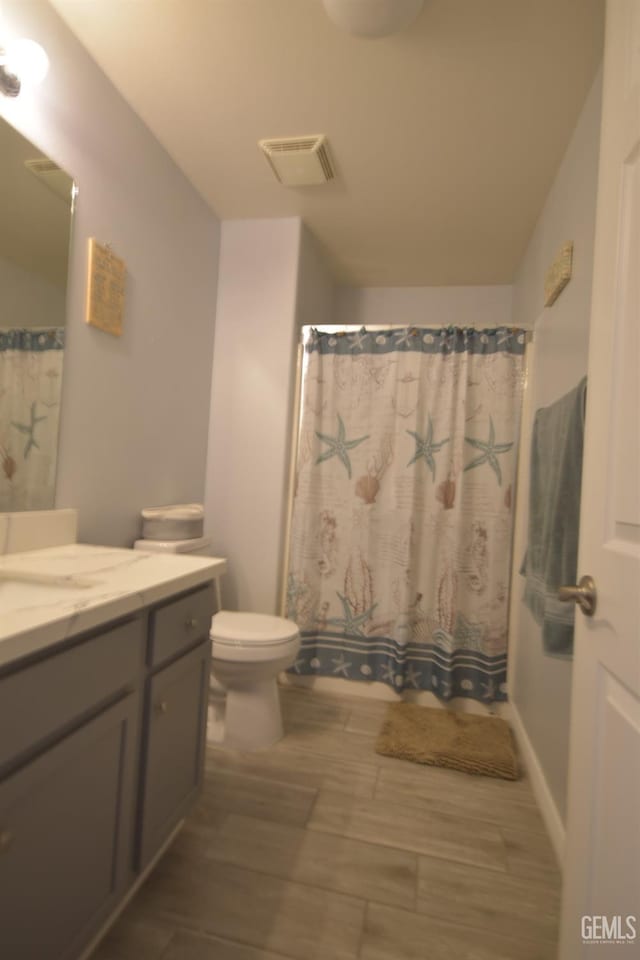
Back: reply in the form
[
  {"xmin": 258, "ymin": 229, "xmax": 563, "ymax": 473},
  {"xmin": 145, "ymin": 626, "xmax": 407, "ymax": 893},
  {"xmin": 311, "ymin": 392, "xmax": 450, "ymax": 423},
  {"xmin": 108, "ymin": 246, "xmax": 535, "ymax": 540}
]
[{"xmin": 560, "ymin": 1, "xmax": 640, "ymax": 956}]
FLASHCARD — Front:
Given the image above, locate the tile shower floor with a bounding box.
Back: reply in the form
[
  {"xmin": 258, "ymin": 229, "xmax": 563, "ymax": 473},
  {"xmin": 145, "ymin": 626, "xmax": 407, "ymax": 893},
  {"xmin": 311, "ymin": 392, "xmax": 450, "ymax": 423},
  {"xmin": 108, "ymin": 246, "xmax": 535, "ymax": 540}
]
[{"xmin": 93, "ymin": 686, "xmax": 561, "ymax": 960}]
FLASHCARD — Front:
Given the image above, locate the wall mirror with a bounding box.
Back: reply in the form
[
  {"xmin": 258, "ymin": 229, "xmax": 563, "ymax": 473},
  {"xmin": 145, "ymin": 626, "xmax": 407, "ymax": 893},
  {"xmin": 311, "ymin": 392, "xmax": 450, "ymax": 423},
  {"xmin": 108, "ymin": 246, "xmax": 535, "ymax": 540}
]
[{"xmin": 0, "ymin": 117, "xmax": 74, "ymax": 512}]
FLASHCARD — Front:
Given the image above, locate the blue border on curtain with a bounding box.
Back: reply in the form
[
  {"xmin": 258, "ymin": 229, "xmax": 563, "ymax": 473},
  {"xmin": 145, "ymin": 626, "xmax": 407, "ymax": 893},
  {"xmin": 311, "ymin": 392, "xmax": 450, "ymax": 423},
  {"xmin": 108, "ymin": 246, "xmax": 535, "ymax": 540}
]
[
  {"xmin": 307, "ymin": 325, "xmax": 526, "ymax": 357},
  {"xmin": 0, "ymin": 328, "xmax": 65, "ymax": 352},
  {"xmin": 291, "ymin": 633, "xmax": 507, "ymax": 703}
]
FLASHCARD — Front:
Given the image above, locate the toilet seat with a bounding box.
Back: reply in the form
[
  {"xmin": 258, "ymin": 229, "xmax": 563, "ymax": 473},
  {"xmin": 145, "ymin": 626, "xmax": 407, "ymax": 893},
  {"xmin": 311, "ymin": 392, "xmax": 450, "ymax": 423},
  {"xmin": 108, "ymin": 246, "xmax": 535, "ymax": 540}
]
[{"xmin": 211, "ymin": 611, "xmax": 300, "ymax": 663}]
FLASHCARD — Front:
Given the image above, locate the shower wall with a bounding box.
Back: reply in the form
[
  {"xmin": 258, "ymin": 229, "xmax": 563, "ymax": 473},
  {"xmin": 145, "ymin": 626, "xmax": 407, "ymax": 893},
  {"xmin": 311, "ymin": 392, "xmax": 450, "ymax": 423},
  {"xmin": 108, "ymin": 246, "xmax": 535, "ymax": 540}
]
[{"xmin": 509, "ymin": 68, "xmax": 603, "ymax": 849}]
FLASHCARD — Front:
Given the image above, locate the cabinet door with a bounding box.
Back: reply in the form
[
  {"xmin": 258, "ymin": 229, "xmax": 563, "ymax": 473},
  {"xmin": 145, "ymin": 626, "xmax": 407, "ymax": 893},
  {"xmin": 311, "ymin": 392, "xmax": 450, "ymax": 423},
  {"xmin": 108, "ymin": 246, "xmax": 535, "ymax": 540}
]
[
  {"xmin": 0, "ymin": 696, "xmax": 138, "ymax": 960},
  {"xmin": 138, "ymin": 640, "xmax": 209, "ymax": 868}
]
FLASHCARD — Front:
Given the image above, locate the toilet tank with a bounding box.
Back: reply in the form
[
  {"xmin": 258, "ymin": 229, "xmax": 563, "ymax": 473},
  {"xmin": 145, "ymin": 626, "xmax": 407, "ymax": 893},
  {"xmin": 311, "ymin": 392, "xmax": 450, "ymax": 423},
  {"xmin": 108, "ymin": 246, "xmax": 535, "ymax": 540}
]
[{"xmin": 140, "ymin": 504, "xmax": 204, "ymax": 541}]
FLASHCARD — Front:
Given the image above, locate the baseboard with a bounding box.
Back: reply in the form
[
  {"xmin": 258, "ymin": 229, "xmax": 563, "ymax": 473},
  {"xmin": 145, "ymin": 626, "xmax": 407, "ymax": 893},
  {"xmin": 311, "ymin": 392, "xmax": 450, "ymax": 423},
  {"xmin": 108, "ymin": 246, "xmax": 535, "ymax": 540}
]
[{"xmin": 509, "ymin": 701, "xmax": 565, "ymax": 869}]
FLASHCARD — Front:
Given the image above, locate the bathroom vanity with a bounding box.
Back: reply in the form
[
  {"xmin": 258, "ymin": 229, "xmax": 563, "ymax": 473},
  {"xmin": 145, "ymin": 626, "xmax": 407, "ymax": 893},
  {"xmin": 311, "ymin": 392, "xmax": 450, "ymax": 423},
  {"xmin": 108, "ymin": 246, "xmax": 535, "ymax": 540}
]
[{"xmin": 0, "ymin": 544, "xmax": 226, "ymax": 960}]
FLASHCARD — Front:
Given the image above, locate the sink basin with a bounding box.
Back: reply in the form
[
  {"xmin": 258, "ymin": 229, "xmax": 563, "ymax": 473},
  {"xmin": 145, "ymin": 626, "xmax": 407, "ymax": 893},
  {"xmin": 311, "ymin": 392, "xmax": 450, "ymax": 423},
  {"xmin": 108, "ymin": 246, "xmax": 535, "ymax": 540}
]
[{"xmin": 0, "ymin": 572, "xmax": 103, "ymax": 619}]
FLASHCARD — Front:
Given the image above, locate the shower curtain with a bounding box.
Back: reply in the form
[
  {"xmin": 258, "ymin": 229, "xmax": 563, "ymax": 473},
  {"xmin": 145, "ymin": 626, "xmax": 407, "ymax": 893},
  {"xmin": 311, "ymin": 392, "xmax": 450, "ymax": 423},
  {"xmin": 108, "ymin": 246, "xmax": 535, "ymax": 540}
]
[
  {"xmin": 286, "ymin": 326, "xmax": 526, "ymax": 704},
  {"xmin": 0, "ymin": 328, "xmax": 65, "ymax": 512}
]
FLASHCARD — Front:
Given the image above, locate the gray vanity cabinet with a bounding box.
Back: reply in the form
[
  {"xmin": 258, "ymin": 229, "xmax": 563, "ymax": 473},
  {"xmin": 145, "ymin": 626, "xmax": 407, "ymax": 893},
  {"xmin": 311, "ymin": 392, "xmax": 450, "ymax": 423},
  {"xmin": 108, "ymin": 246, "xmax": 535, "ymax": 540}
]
[
  {"xmin": 0, "ymin": 694, "xmax": 138, "ymax": 960},
  {"xmin": 137, "ymin": 639, "xmax": 210, "ymax": 867},
  {"xmin": 0, "ymin": 578, "xmax": 215, "ymax": 960}
]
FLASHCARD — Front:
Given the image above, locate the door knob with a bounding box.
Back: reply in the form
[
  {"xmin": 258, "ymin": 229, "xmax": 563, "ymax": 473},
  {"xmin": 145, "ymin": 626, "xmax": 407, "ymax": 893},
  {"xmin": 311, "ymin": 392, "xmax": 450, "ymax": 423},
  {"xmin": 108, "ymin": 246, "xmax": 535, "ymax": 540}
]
[{"xmin": 558, "ymin": 575, "xmax": 597, "ymax": 616}]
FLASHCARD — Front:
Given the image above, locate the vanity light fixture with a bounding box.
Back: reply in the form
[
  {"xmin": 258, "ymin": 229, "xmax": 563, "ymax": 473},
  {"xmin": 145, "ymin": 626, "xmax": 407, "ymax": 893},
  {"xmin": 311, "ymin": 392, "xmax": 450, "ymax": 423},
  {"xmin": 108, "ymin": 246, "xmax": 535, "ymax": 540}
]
[{"xmin": 0, "ymin": 38, "xmax": 49, "ymax": 97}]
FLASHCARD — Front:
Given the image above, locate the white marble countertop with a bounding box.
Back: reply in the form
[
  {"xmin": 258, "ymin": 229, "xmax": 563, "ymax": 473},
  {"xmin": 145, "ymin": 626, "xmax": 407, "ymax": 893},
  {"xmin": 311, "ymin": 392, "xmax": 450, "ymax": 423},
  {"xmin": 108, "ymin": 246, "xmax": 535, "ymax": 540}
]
[{"xmin": 0, "ymin": 544, "xmax": 227, "ymax": 670}]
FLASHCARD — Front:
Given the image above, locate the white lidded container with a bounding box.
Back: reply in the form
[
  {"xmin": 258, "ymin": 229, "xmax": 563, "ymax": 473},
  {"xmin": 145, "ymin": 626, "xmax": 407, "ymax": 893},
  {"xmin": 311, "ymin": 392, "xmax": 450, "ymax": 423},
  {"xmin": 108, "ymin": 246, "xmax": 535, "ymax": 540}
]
[
  {"xmin": 133, "ymin": 535, "xmax": 211, "ymax": 556},
  {"xmin": 140, "ymin": 503, "xmax": 204, "ymax": 542}
]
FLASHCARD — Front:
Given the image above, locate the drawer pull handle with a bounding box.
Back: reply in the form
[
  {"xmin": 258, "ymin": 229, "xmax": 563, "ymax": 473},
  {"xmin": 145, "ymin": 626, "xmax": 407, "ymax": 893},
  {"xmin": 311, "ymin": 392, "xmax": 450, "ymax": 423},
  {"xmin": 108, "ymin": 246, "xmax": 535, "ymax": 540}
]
[
  {"xmin": 0, "ymin": 830, "xmax": 13, "ymax": 852},
  {"xmin": 185, "ymin": 617, "xmax": 199, "ymax": 630},
  {"xmin": 155, "ymin": 700, "xmax": 168, "ymax": 715}
]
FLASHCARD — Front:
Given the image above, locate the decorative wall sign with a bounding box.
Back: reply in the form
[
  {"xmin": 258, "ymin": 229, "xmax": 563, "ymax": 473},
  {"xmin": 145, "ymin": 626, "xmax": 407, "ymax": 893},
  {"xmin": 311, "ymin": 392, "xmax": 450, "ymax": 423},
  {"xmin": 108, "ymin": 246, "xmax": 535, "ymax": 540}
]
[
  {"xmin": 544, "ymin": 241, "xmax": 573, "ymax": 307},
  {"xmin": 85, "ymin": 238, "xmax": 126, "ymax": 336}
]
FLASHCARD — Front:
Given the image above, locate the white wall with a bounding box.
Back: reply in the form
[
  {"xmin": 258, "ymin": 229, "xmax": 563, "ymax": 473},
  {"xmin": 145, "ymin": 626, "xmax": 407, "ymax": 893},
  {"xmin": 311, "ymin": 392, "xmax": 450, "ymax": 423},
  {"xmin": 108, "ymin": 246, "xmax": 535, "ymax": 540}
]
[
  {"xmin": 334, "ymin": 284, "xmax": 513, "ymax": 329},
  {"xmin": 204, "ymin": 218, "xmax": 302, "ymax": 613},
  {"xmin": 508, "ymin": 70, "xmax": 603, "ymax": 840},
  {"xmin": 0, "ymin": 254, "xmax": 66, "ymax": 329},
  {"xmin": 0, "ymin": 0, "xmax": 220, "ymax": 546}
]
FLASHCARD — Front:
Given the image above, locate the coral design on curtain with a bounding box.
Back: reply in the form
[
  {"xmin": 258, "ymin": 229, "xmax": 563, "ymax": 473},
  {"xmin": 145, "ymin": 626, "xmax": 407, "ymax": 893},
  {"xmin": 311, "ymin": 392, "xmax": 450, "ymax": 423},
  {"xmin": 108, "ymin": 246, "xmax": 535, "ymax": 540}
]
[
  {"xmin": 0, "ymin": 328, "xmax": 65, "ymax": 511},
  {"xmin": 286, "ymin": 326, "xmax": 526, "ymax": 704}
]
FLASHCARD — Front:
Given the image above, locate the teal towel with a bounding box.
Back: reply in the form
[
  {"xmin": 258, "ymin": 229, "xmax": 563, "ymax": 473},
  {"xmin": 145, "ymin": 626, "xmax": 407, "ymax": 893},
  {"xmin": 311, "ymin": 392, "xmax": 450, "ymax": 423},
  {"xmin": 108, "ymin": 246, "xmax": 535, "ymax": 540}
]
[{"xmin": 521, "ymin": 377, "xmax": 587, "ymax": 655}]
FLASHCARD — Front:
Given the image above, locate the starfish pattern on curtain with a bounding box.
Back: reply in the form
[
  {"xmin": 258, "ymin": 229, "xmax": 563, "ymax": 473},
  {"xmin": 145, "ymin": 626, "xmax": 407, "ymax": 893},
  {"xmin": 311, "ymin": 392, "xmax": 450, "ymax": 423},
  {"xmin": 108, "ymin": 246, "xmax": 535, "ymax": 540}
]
[
  {"xmin": 406, "ymin": 417, "xmax": 450, "ymax": 478},
  {"xmin": 315, "ymin": 413, "xmax": 369, "ymax": 479},
  {"xmin": 464, "ymin": 416, "xmax": 514, "ymax": 485}
]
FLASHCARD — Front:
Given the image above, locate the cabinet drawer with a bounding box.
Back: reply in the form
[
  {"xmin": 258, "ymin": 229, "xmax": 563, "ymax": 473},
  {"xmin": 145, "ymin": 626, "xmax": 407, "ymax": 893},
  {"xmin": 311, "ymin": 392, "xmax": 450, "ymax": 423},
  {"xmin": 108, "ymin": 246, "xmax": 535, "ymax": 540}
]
[
  {"xmin": 149, "ymin": 583, "xmax": 215, "ymax": 668},
  {"xmin": 0, "ymin": 617, "xmax": 143, "ymax": 774},
  {"xmin": 0, "ymin": 695, "xmax": 138, "ymax": 960},
  {"xmin": 138, "ymin": 640, "xmax": 210, "ymax": 868}
]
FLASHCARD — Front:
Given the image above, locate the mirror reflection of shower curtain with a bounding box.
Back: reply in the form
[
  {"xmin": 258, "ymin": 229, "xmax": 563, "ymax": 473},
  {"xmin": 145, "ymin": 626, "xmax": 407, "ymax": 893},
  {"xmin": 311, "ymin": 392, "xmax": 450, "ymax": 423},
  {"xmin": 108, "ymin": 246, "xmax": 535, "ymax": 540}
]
[
  {"xmin": 0, "ymin": 328, "xmax": 65, "ymax": 511},
  {"xmin": 286, "ymin": 326, "xmax": 526, "ymax": 705}
]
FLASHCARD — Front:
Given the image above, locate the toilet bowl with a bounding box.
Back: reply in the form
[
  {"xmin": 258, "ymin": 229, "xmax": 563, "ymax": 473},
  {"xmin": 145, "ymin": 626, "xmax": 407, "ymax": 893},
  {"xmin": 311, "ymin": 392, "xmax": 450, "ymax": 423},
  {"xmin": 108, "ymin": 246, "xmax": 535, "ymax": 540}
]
[{"xmin": 210, "ymin": 611, "xmax": 300, "ymax": 750}]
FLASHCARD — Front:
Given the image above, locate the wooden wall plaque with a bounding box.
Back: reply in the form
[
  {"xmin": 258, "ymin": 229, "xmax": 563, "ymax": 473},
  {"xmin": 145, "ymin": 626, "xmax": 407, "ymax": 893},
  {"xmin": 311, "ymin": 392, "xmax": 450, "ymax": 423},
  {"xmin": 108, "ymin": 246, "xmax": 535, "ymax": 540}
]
[
  {"xmin": 85, "ymin": 238, "xmax": 126, "ymax": 336},
  {"xmin": 544, "ymin": 241, "xmax": 573, "ymax": 307}
]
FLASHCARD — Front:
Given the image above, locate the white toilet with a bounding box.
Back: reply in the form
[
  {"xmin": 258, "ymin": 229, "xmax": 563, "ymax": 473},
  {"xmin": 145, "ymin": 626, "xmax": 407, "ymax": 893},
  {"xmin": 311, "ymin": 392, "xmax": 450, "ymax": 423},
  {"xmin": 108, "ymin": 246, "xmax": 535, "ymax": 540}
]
[
  {"xmin": 210, "ymin": 611, "xmax": 300, "ymax": 750},
  {"xmin": 133, "ymin": 531, "xmax": 299, "ymax": 751}
]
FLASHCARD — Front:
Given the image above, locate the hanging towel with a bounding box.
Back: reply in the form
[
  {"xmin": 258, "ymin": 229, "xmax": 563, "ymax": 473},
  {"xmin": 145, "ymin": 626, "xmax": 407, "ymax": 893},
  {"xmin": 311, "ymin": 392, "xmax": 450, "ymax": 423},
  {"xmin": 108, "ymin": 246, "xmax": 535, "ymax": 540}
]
[{"xmin": 521, "ymin": 376, "xmax": 587, "ymax": 655}]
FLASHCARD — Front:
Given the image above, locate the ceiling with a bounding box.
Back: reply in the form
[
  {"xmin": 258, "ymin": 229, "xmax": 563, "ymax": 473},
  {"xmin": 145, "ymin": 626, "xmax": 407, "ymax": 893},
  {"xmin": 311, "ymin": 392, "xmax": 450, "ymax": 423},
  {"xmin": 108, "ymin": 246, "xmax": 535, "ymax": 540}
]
[
  {"xmin": 0, "ymin": 116, "xmax": 72, "ymax": 289},
  {"xmin": 51, "ymin": 0, "xmax": 604, "ymax": 286}
]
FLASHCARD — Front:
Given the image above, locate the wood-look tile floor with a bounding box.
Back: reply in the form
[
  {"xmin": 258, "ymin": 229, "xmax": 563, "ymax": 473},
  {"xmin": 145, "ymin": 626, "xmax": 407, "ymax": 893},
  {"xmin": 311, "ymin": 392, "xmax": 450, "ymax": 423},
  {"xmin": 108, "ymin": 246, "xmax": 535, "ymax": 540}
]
[{"xmin": 93, "ymin": 686, "xmax": 561, "ymax": 960}]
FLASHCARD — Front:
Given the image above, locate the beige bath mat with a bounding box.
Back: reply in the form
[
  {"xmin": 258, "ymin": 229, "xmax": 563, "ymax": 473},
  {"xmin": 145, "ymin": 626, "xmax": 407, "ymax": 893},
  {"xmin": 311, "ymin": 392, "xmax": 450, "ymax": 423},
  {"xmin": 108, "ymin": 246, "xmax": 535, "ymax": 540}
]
[{"xmin": 375, "ymin": 703, "xmax": 519, "ymax": 780}]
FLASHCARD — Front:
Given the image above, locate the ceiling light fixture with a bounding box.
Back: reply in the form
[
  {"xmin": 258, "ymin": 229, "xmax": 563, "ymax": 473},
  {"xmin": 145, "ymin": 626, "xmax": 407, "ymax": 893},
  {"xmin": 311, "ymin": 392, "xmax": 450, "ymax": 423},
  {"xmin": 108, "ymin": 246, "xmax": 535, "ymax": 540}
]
[
  {"xmin": 322, "ymin": 0, "xmax": 424, "ymax": 38},
  {"xmin": 0, "ymin": 38, "xmax": 49, "ymax": 97}
]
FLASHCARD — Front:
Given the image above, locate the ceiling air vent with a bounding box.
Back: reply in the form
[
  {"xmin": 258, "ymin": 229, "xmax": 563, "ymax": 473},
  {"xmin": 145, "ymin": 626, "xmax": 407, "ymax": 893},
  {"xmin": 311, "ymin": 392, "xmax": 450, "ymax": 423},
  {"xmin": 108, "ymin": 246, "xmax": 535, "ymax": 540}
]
[
  {"xmin": 24, "ymin": 158, "xmax": 74, "ymax": 205},
  {"xmin": 258, "ymin": 135, "xmax": 334, "ymax": 186}
]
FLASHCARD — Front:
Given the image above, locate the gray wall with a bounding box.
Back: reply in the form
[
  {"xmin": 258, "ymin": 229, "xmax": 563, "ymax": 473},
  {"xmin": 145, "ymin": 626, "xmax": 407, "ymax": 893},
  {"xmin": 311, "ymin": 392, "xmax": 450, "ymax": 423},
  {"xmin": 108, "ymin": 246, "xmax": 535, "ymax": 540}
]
[
  {"xmin": 509, "ymin": 69, "xmax": 603, "ymax": 823},
  {"xmin": 0, "ymin": 0, "xmax": 220, "ymax": 547}
]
